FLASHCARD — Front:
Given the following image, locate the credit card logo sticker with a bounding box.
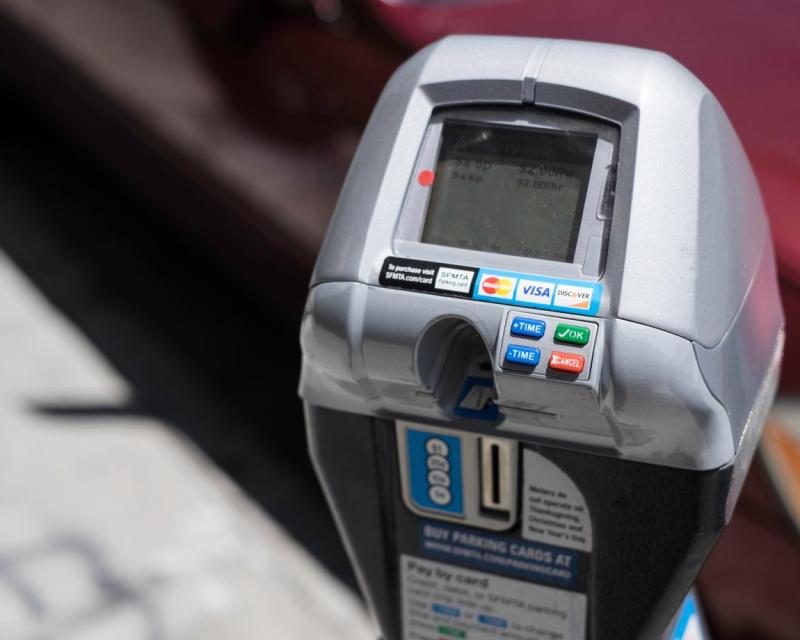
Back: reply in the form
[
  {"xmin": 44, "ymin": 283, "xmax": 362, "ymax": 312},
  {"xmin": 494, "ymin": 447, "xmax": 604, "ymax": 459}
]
[
  {"xmin": 554, "ymin": 285, "xmax": 594, "ymax": 310},
  {"xmin": 479, "ymin": 275, "xmax": 517, "ymax": 299},
  {"xmin": 515, "ymin": 279, "xmax": 554, "ymax": 305},
  {"xmin": 381, "ymin": 259, "xmax": 602, "ymax": 316},
  {"xmin": 435, "ymin": 267, "xmax": 474, "ymax": 294}
]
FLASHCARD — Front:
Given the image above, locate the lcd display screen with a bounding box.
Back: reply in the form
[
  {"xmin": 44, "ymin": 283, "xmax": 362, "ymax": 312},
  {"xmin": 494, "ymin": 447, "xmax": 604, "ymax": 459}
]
[{"xmin": 421, "ymin": 122, "xmax": 597, "ymax": 262}]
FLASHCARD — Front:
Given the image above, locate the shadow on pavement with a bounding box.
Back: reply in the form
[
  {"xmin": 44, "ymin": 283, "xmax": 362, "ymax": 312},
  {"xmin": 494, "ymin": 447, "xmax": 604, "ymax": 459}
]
[{"xmin": 0, "ymin": 83, "xmax": 357, "ymax": 592}]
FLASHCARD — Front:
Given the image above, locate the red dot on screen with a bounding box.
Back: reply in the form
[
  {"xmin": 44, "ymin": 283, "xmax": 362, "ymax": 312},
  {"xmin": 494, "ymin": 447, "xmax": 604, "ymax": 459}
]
[{"xmin": 418, "ymin": 170, "xmax": 435, "ymax": 186}]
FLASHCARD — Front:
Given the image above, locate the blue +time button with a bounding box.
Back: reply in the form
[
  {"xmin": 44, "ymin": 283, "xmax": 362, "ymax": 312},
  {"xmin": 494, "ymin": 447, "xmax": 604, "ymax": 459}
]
[
  {"xmin": 510, "ymin": 317, "xmax": 546, "ymax": 339},
  {"xmin": 504, "ymin": 344, "xmax": 541, "ymax": 367}
]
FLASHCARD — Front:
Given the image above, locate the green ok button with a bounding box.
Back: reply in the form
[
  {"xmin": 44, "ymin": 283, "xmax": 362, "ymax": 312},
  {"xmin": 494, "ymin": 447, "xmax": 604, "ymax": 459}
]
[{"xmin": 555, "ymin": 323, "xmax": 590, "ymax": 346}]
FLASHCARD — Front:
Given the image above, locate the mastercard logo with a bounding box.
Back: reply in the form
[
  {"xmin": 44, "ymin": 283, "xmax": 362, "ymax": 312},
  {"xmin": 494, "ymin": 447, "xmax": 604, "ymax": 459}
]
[{"xmin": 480, "ymin": 275, "xmax": 516, "ymax": 298}]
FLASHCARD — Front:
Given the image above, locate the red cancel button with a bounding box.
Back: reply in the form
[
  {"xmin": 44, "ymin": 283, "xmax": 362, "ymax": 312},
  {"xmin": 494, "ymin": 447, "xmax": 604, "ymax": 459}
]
[{"xmin": 549, "ymin": 352, "xmax": 585, "ymax": 374}]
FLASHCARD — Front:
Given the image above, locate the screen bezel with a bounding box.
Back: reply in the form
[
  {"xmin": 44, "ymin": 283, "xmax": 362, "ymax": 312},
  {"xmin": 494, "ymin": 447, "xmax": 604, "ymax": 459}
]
[{"xmin": 394, "ymin": 107, "xmax": 619, "ymax": 280}]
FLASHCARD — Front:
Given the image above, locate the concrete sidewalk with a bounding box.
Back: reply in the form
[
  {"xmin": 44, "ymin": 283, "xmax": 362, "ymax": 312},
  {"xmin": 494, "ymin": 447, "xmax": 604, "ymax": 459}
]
[{"xmin": 0, "ymin": 248, "xmax": 375, "ymax": 639}]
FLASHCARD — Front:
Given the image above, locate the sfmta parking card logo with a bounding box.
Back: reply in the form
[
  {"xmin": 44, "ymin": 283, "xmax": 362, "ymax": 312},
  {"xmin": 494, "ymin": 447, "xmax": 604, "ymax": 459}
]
[
  {"xmin": 435, "ymin": 267, "xmax": 474, "ymax": 294},
  {"xmin": 479, "ymin": 274, "xmax": 517, "ymax": 299},
  {"xmin": 515, "ymin": 279, "xmax": 554, "ymax": 305}
]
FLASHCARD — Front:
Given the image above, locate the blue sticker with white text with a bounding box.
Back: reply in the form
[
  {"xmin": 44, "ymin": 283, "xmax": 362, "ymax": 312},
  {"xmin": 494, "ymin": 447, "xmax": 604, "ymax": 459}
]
[
  {"xmin": 419, "ymin": 521, "xmax": 581, "ymax": 590},
  {"xmin": 473, "ymin": 268, "xmax": 602, "ymax": 316},
  {"xmin": 407, "ymin": 430, "xmax": 464, "ymax": 516}
]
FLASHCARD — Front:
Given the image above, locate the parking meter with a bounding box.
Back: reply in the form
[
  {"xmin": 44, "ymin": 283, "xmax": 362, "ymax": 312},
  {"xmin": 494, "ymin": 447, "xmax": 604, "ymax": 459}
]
[{"xmin": 299, "ymin": 37, "xmax": 784, "ymax": 640}]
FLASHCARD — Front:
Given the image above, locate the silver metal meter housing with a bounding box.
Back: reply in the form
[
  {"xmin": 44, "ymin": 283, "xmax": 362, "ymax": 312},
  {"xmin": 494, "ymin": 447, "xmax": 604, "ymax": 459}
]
[{"xmin": 300, "ymin": 36, "xmax": 783, "ymax": 640}]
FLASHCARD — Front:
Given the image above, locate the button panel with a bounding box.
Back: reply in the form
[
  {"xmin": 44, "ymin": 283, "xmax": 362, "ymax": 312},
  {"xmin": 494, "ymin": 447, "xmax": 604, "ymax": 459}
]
[{"xmin": 497, "ymin": 311, "xmax": 597, "ymax": 382}]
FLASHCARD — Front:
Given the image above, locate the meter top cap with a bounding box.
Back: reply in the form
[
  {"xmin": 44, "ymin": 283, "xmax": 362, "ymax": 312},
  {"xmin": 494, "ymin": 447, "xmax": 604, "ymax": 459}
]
[{"xmin": 301, "ymin": 36, "xmax": 783, "ymax": 473}]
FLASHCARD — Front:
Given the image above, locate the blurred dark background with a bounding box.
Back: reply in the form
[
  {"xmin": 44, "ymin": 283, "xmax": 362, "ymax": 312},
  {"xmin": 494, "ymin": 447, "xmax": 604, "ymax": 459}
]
[{"xmin": 0, "ymin": 1, "xmax": 797, "ymax": 638}]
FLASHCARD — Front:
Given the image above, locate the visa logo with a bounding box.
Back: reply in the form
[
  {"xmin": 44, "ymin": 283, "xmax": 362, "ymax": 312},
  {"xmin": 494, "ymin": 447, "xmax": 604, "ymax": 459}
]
[
  {"xmin": 515, "ymin": 279, "xmax": 554, "ymax": 305},
  {"xmin": 523, "ymin": 285, "xmax": 551, "ymax": 296}
]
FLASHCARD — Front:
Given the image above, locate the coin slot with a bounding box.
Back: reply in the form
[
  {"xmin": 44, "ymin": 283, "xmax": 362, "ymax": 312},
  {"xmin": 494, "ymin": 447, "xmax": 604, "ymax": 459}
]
[
  {"xmin": 480, "ymin": 437, "xmax": 515, "ymax": 516},
  {"xmin": 491, "ymin": 444, "xmax": 501, "ymax": 505}
]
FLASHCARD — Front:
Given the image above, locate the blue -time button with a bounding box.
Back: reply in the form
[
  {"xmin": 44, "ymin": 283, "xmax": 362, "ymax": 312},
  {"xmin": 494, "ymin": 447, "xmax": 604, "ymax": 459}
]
[
  {"xmin": 504, "ymin": 344, "xmax": 541, "ymax": 367},
  {"xmin": 510, "ymin": 317, "xmax": 546, "ymax": 339}
]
